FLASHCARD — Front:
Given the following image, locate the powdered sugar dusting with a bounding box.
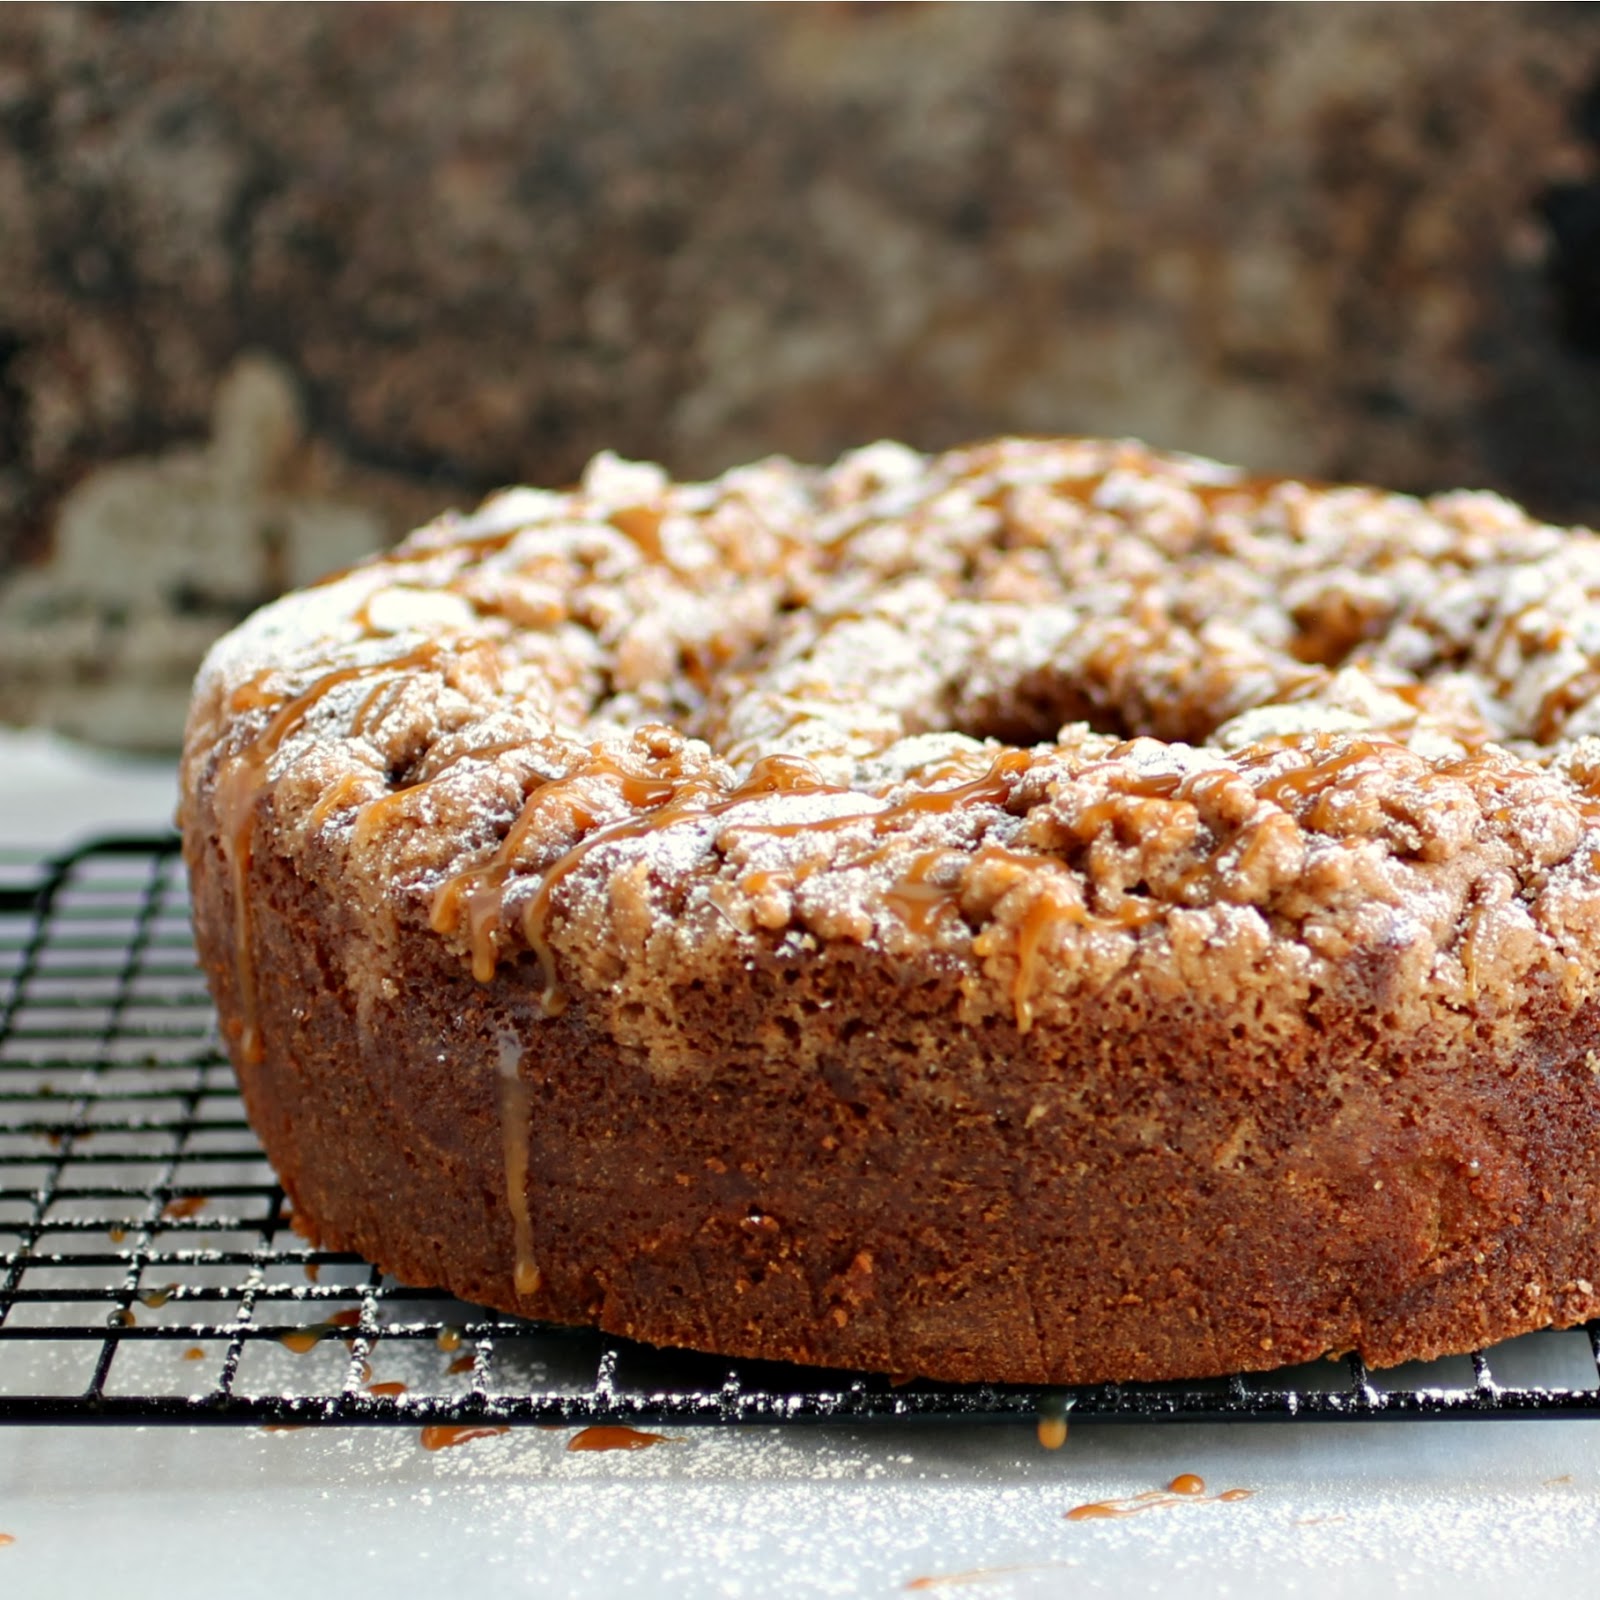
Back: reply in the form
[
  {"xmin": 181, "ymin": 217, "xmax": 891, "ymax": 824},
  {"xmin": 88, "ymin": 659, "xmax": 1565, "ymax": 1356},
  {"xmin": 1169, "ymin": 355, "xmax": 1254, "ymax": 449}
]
[{"xmin": 121, "ymin": 1413, "xmax": 1596, "ymax": 1600}]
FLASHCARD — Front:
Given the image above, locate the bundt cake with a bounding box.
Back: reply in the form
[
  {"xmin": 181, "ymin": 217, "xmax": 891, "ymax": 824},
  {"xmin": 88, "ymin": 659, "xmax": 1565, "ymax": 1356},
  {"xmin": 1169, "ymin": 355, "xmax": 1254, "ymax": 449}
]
[{"xmin": 180, "ymin": 437, "xmax": 1600, "ymax": 1384}]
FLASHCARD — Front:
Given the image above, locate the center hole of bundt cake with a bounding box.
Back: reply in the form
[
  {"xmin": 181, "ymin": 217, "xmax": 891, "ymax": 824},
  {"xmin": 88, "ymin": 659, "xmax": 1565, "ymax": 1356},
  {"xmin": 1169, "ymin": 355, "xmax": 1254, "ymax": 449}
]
[{"xmin": 937, "ymin": 663, "xmax": 1222, "ymax": 749}]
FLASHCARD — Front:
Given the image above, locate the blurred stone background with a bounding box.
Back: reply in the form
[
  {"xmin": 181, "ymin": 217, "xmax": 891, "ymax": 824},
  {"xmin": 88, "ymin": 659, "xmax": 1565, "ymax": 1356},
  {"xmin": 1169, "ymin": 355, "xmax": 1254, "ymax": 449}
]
[{"xmin": 3, "ymin": 1, "xmax": 1600, "ymax": 749}]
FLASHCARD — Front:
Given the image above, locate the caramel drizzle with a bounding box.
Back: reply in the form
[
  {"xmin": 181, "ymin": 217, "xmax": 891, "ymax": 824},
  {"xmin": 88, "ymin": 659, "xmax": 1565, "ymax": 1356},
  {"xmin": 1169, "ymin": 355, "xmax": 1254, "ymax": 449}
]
[
  {"xmin": 497, "ymin": 1033, "xmax": 540, "ymax": 1297},
  {"xmin": 1066, "ymin": 786, "xmax": 1181, "ymax": 838},
  {"xmin": 970, "ymin": 733, "xmax": 1432, "ymax": 1033},
  {"xmin": 431, "ymin": 758, "xmax": 712, "ymax": 989},
  {"xmin": 1249, "ymin": 735, "xmax": 1582, "ymax": 851},
  {"xmin": 350, "ymin": 674, "xmax": 409, "ymax": 738},
  {"xmin": 307, "ymin": 771, "xmax": 370, "ymax": 830},
  {"xmin": 610, "ymin": 505, "xmax": 665, "ymax": 561},
  {"xmin": 881, "ymin": 849, "xmax": 966, "ymax": 935},
  {"xmin": 213, "ymin": 642, "xmax": 445, "ymax": 1062},
  {"xmin": 1254, "ymin": 738, "xmax": 1399, "ymax": 807},
  {"xmin": 342, "ymin": 739, "xmax": 537, "ymax": 847},
  {"xmin": 986, "ymin": 875, "xmax": 1160, "ymax": 1034},
  {"xmin": 719, "ymin": 748, "xmax": 1032, "ymax": 848},
  {"xmin": 1460, "ymin": 906, "xmax": 1486, "ymax": 1003},
  {"xmin": 736, "ymin": 753, "xmax": 1078, "ymax": 1032},
  {"xmin": 513, "ymin": 774, "xmax": 726, "ymax": 1008},
  {"xmin": 1012, "ymin": 887, "xmax": 1071, "ymax": 1035},
  {"xmin": 516, "ymin": 754, "xmax": 837, "ymax": 1008},
  {"xmin": 431, "ymin": 750, "xmax": 1037, "ymax": 1009},
  {"xmin": 440, "ymin": 720, "xmax": 1580, "ymax": 1042},
  {"xmin": 431, "ymin": 751, "xmax": 833, "ymax": 997},
  {"xmin": 1230, "ymin": 808, "xmax": 1298, "ymax": 880}
]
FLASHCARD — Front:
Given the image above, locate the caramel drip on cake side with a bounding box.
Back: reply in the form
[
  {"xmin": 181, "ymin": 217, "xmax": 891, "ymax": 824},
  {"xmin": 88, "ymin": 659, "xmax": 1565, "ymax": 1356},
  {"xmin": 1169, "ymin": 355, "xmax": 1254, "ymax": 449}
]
[
  {"xmin": 212, "ymin": 642, "xmax": 444, "ymax": 1065},
  {"xmin": 1011, "ymin": 887, "xmax": 1076, "ymax": 1035},
  {"xmin": 496, "ymin": 1033, "xmax": 540, "ymax": 1297}
]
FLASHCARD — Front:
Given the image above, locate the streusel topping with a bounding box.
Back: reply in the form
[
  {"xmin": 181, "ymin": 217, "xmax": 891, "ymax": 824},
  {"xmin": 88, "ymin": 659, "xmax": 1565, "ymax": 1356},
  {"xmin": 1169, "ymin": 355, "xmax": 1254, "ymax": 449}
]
[{"xmin": 181, "ymin": 438, "xmax": 1600, "ymax": 1052}]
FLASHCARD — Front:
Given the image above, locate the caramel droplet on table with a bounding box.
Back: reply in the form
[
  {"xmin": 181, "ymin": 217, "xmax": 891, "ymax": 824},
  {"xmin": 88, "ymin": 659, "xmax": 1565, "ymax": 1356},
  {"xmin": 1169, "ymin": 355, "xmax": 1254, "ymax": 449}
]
[
  {"xmin": 566, "ymin": 1425, "xmax": 672, "ymax": 1453},
  {"xmin": 436, "ymin": 1327, "xmax": 463, "ymax": 1353},
  {"xmin": 0, "ymin": 1534, "xmax": 14, "ymax": 1549},
  {"xmin": 905, "ymin": 1564, "xmax": 1065, "ymax": 1591},
  {"xmin": 1036, "ymin": 1415, "xmax": 1069, "ymax": 1450},
  {"xmin": 1066, "ymin": 1478, "xmax": 1255, "ymax": 1521},
  {"xmin": 420, "ymin": 1423, "xmax": 511, "ymax": 1452},
  {"xmin": 276, "ymin": 1312, "xmax": 357, "ymax": 1354},
  {"xmin": 367, "ymin": 1381, "xmax": 407, "ymax": 1398},
  {"xmin": 1065, "ymin": 1500, "xmax": 1148, "ymax": 1521},
  {"xmin": 181, "ymin": 1346, "xmax": 206, "ymax": 1361},
  {"xmin": 446, "ymin": 1353, "xmax": 476, "ymax": 1375},
  {"xmin": 162, "ymin": 1195, "xmax": 208, "ymax": 1220}
]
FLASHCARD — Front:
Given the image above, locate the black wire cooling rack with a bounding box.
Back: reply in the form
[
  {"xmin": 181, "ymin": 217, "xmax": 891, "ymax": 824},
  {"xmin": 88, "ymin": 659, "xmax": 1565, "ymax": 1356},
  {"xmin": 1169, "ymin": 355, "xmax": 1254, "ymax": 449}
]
[{"xmin": 6, "ymin": 835, "xmax": 1600, "ymax": 1429}]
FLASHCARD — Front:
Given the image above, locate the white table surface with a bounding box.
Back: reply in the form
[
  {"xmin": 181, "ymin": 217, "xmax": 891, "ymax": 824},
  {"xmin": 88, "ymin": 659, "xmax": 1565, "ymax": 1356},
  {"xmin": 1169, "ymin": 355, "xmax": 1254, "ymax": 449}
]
[{"xmin": 4, "ymin": 732, "xmax": 1600, "ymax": 1599}]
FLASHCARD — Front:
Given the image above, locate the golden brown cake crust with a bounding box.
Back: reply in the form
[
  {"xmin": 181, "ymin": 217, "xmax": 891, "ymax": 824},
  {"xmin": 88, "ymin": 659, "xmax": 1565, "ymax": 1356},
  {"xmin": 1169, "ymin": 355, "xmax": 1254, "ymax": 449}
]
[{"xmin": 181, "ymin": 437, "xmax": 1600, "ymax": 1384}]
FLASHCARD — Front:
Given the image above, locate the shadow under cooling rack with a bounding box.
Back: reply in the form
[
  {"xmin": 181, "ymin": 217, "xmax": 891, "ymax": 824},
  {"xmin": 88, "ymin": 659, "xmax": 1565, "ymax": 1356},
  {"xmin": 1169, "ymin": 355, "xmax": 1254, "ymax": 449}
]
[{"xmin": 4, "ymin": 834, "xmax": 1600, "ymax": 1429}]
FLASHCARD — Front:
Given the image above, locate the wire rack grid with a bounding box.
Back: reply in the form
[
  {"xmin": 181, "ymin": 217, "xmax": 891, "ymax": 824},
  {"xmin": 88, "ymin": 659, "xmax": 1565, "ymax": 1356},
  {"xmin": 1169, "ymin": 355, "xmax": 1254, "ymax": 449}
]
[{"xmin": 5, "ymin": 835, "xmax": 1600, "ymax": 1429}]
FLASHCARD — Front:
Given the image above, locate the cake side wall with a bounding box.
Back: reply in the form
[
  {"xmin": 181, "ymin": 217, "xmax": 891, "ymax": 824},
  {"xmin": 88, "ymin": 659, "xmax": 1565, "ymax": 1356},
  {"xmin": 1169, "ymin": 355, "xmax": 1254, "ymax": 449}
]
[{"xmin": 183, "ymin": 787, "xmax": 1600, "ymax": 1385}]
